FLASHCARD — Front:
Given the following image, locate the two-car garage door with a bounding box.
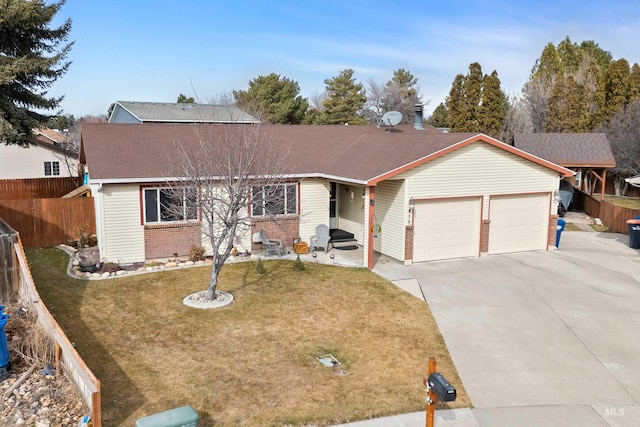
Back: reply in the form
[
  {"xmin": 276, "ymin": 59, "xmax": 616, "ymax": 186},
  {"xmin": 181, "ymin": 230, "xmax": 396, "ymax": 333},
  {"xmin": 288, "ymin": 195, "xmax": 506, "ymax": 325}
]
[{"xmin": 413, "ymin": 194, "xmax": 550, "ymax": 262}]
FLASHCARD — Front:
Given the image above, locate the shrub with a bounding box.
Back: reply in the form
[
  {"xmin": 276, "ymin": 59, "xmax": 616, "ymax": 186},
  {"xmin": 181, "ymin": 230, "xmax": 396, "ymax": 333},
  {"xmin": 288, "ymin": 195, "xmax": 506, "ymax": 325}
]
[
  {"xmin": 256, "ymin": 258, "xmax": 266, "ymax": 275},
  {"xmin": 102, "ymin": 262, "xmax": 120, "ymax": 274},
  {"xmin": 293, "ymin": 254, "xmax": 305, "ymax": 271},
  {"xmin": 189, "ymin": 245, "xmax": 206, "ymax": 262}
]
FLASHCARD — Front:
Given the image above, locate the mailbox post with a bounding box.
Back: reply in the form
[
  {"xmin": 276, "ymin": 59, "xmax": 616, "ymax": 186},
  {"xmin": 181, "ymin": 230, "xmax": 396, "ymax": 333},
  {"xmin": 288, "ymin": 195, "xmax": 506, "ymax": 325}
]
[
  {"xmin": 424, "ymin": 357, "xmax": 457, "ymax": 427},
  {"xmin": 424, "ymin": 357, "xmax": 437, "ymax": 427}
]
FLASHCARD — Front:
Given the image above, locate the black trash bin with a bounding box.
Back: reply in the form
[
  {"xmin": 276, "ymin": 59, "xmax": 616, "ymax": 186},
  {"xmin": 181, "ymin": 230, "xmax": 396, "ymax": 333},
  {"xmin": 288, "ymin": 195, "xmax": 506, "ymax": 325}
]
[{"xmin": 627, "ymin": 219, "xmax": 640, "ymax": 249}]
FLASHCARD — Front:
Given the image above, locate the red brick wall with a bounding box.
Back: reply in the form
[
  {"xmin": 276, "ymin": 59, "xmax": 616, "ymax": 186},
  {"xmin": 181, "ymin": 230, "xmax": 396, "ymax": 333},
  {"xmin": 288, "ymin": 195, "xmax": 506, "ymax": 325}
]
[
  {"xmin": 251, "ymin": 216, "xmax": 300, "ymax": 254},
  {"xmin": 481, "ymin": 220, "xmax": 490, "ymax": 252},
  {"xmin": 548, "ymin": 215, "xmax": 559, "ymax": 246},
  {"xmin": 144, "ymin": 222, "xmax": 201, "ymax": 260},
  {"xmin": 404, "ymin": 225, "xmax": 414, "ymax": 261}
]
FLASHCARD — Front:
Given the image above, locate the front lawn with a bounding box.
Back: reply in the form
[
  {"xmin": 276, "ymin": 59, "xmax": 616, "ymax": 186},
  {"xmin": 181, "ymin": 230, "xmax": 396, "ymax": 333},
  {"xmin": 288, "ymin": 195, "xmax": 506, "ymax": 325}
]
[
  {"xmin": 27, "ymin": 248, "xmax": 469, "ymax": 426},
  {"xmin": 605, "ymin": 195, "xmax": 640, "ymax": 209}
]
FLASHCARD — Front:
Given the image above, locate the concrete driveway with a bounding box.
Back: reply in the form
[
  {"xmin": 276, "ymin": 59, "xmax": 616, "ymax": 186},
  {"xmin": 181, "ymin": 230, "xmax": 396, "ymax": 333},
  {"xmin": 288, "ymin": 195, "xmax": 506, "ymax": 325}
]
[{"xmin": 411, "ymin": 230, "xmax": 640, "ymax": 426}]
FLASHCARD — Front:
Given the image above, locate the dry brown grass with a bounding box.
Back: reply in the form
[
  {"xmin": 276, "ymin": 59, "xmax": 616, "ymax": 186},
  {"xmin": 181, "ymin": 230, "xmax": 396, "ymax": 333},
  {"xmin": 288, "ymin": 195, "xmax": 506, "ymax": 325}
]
[{"xmin": 28, "ymin": 248, "xmax": 470, "ymax": 426}]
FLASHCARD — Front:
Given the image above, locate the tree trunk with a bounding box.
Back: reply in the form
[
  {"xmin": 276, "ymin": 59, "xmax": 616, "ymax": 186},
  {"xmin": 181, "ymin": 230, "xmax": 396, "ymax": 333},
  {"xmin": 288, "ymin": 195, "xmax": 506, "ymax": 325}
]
[{"xmin": 206, "ymin": 259, "xmax": 222, "ymax": 300}]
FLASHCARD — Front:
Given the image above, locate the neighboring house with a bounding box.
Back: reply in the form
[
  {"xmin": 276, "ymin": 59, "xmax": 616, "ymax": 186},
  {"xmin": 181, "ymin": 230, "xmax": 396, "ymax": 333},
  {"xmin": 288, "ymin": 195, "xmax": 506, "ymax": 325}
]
[
  {"xmin": 513, "ymin": 133, "xmax": 616, "ymax": 199},
  {"xmin": 80, "ymin": 123, "xmax": 573, "ymax": 269},
  {"xmin": 0, "ymin": 137, "xmax": 77, "ymax": 180},
  {"xmin": 108, "ymin": 101, "xmax": 260, "ymax": 124}
]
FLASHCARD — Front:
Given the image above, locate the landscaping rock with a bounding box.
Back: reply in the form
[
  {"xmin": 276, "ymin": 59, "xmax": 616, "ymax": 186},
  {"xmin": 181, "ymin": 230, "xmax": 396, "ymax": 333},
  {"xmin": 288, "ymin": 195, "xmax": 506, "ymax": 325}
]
[{"xmin": 77, "ymin": 247, "xmax": 100, "ymax": 271}]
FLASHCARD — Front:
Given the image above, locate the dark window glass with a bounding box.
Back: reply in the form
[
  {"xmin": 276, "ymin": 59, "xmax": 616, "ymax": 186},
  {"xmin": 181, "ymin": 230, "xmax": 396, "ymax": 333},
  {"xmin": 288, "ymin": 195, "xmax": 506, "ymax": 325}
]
[
  {"xmin": 286, "ymin": 184, "xmax": 297, "ymax": 214},
  {"xmin": 44, "ymin": 162, "xmax": 52, "ymax": 176},
  {"xmin": 144, "ymin": 189, "xmax": 158, "ymax": 222}
]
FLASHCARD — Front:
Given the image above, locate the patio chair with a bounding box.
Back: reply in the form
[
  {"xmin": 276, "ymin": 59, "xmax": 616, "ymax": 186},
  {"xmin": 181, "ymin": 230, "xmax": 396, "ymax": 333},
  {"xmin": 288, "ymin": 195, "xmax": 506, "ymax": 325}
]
[
  {"xmin": 310, "ymin": 224, "xmax": 331, "ymax": 253},
  {"xmin": 259, "ymin": 229, "xmax": 284, "ymax": 256}
]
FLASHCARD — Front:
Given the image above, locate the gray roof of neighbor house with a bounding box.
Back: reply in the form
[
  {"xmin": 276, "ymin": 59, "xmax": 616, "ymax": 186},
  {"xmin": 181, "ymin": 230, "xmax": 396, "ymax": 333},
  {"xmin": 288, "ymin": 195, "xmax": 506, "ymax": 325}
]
[
  {"xmin": 108, "ymin": 101, "xmax": 259, "ymax": 124},
  {"xmin": 513, "ymin": 133, "xmax": 616, "ymax": 168},
  {"xmin": 80, "ymin": 123, "xmax": 573, "ymax": 184}
]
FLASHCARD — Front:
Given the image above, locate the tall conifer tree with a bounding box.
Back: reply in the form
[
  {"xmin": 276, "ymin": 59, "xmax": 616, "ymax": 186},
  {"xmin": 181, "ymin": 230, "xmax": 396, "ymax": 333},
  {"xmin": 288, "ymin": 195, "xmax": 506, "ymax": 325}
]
[{"xmin": 0, "ymin": 0, "xmax": 73, "ymax": 146}]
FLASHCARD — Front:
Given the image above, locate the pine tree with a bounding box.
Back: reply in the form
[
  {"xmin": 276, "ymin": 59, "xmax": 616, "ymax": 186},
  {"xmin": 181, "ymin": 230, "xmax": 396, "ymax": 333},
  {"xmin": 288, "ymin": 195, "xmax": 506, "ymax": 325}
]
[
  {"xmin": 479, "ymin": 70, "xmax": 507, "ymax": 139},
  {"xmin": 594, "ymin": 58, "xmax": 632, "ymax": 126},
  {"xmin": 315, "ymin": 69, "xmax": 367, "ymax": 125},
  {"xmin": 446, "ymin": 74, "xmax": 465, "ymax": 131},
  {"xmin": 0, "ymin": 0, "xmax": 73, "ymax": 146},
  {"xmin": 446, "ymin": 63, "xmax": 506, "ymax": 135},
  {"xmin": 233, "ymin": 73, "xmax": 309, "ymax": 124},
  {"xmin": 427, "ymin": 103, "xmax": 449, "ymax": 128}
]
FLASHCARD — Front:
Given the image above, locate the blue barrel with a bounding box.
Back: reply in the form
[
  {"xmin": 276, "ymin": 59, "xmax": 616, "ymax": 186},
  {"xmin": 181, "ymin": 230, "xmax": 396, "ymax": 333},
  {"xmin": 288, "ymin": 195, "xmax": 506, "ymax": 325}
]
[
  {"xmin": 555, "ymin": 218, "xmax": 566, "ymax": 248},
  {"xmin": 0, "ymin": 306, "xmax": 10, "ymax": 370}
]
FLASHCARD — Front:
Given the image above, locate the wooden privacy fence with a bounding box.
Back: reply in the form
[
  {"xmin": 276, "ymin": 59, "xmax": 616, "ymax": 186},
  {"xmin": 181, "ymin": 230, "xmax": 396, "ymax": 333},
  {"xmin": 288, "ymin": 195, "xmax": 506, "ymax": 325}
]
[
  {"xmin": 0, "ymin": 198, "xmax": 95, "ymax": 248},
  {"xmin": 0, "ymin": 222, "xmax": 18, "ymax": 303},
  {"xmin": 0, "ymin": 177, "xmax": 80, "ymax": 200},
  {"xmin": 0, "ymin": 220, "xmax": 102, "ymax": 426},
  {"xmin": 575, "ymin": 190, "xmax": 640, "ymax": 234}
]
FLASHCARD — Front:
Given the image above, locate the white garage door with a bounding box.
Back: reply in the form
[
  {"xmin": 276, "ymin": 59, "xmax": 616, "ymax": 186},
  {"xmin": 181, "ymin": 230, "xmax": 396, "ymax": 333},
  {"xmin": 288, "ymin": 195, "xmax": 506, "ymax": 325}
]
[
  {"xmin": 488, "ymin": 193, "xmax": 550, "ymax": 254},
  {"xmin": 413, "ymin": 198, "xmax": 482, "ymax": 262}
]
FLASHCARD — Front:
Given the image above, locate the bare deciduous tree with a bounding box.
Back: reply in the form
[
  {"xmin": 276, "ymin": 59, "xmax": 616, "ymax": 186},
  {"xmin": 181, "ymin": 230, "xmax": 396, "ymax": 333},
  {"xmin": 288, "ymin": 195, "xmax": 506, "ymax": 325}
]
[
  {"xmin": 596, "ymin": 98, "xmax": 640, "ymax": 195},
  {"xmin": 363, "ymin": 79, "xmax": 386, "ymax": 124},
  {"xmin": 502, "ymin": 93, "xmax": 533, "ymax": 144},
  {"xmin": 167, "ymin": 124, "xmax": 289, "ymax": 300}
]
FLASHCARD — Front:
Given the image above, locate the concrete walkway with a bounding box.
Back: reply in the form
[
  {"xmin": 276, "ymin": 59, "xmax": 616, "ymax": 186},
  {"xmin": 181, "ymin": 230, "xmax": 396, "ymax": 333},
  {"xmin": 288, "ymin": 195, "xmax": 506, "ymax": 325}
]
[{"xmin": 333, "ymin": 219, "xmax": 640, "ymax": 426}]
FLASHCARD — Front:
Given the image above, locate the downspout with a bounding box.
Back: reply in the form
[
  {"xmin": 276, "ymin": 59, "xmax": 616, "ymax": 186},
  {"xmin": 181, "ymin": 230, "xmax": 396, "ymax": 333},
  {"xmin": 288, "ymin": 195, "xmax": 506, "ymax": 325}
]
[{"xmin": 367, "ymin": 186, "xmax": 376, "ymax": 269}]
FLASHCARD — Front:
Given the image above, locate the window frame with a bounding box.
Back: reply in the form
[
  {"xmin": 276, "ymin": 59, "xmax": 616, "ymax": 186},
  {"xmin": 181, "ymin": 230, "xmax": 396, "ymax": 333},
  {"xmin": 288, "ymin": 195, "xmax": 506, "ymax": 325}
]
[
  {"xmin": 143, "ymin": 187, "xmax": 199, "ymax": 224},
  {"xmin": 251, "ymin": 183, "xmax": 298, "ymax": 217},
  {"xmin": 44, "ymin": 161, "xmax": 60, "ymax": 176}
]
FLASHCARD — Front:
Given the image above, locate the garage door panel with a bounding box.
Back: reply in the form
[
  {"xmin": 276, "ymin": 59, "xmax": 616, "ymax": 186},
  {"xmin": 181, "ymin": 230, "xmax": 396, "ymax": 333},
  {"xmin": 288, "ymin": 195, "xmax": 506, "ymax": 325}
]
[
  {"xmin": 488, "ymin": 194, "xmax": 549, "ymax": 254},
  {"xmin": 413, "ymin": 198, "xmax": 481, "ymax": 262}
]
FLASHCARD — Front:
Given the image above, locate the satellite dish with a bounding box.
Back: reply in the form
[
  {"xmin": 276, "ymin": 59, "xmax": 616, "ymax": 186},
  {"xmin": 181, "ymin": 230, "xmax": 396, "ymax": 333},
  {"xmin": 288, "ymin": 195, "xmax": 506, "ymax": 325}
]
[{"xmin": 381, "ymin": 111, "xmax": 403, "ymax": 127}]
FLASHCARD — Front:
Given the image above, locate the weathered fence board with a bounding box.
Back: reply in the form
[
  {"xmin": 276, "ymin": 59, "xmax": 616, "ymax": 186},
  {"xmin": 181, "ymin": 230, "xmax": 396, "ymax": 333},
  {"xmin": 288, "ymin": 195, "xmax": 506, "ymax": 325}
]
[
  {"xmin": 7, "ymin": 230, "xmax": 102, "ymax": 426},
  {"xmin": 0, "ymin": 177, "xmax": 80, "ymax": 200},
  {"xmin": 0, "ymin": 222, "xmax": 19, "ymax": 303},
  {"xmin": 574, "ymin": 190, "xmax": 640, "ymax": 234},
  {"xmin": 0, "ymin": 198, "xmax": 95, "ymax": 248}
]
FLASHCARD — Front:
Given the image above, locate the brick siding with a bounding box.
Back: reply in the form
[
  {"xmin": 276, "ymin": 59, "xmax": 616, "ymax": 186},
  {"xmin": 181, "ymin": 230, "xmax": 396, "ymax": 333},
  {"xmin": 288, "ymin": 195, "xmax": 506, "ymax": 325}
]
[
  {"xmin": 548, "ymin": 215, "xmax": 559, "ymax": 246},
  {"xmin": 251, "ymin": 216, "xmax": 300, "ymax": 254},
  {"xmin": 404, "ymin": 225, "xmax": 414, "ymax": 261},
  {"xmin": 481, "ymin": 220, "xmax": 491, "ymax": 252},
  {"xmin": 144, "ymin": 222, "xmax": 201, "ymax": 260}
]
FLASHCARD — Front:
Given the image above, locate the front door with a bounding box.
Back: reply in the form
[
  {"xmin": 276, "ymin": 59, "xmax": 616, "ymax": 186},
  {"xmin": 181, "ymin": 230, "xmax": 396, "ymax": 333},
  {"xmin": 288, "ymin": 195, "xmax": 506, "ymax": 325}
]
[{"xmin": 330, "ymin": 182, "xmax": 338, "ymax": 229}]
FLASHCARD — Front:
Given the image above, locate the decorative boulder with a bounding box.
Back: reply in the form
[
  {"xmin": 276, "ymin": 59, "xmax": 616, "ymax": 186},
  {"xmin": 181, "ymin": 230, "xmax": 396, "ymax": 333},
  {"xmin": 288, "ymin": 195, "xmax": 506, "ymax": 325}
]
[{"xmin": 78, "ymin": 247, "xmax": 101, "ymax": 273}]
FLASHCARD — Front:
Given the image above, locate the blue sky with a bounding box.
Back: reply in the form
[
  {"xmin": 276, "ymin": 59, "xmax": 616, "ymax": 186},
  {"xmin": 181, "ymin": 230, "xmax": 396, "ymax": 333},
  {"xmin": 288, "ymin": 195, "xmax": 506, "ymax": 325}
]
[{"xmin": 50, "ymin": 0, "xmax": 640, "ymax": 118}]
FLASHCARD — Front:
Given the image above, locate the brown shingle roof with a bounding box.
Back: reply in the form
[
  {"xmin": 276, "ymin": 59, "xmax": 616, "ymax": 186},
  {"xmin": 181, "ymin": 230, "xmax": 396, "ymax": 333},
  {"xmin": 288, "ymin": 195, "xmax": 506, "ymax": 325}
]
[
  {"xmin": 80, "ymin": 124, "xmax": 572, "ymax": 183},
  {"xmin": 513, "ymin": 133, "xmax": 616, "ymax": 168}
]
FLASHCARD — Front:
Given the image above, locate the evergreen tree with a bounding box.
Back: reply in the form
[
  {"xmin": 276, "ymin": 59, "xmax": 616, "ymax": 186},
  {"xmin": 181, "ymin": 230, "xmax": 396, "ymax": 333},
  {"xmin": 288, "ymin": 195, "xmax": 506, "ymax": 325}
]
[
  {"xmin": 479, "ymin": 70, "xmax": 507, "ymax": 139},
  {"xmin": 382, "ymin": 68, "xmax": 422, "ymax": 123},
  {"xmin": 546, "ymin": 75, "xmax": 589, "ymax": 132},
  {"xmin": 446, "ymin": 74, "xmax": 465, "ymax": 131},
  {"xmin": 0, "ymin": 0, "xmax": 73, "ymax": 146},
  {"xmin": 314, "ymin": 69, "xmax": 367, "ymax": 125},
  {"xmin": 594, "ymin": 58, "xmax": 632, "ymax": 126},
  {"xmin": 233, "ymin": 73, "xmax": 309, "ymax": 124},
  {"xmin": 177, "ymin": 93, "xmax": 195, "ymax": 103},
  {"xmin": 427, "ymin": 103, "xmax": 449, "ymax": 128},
  {"xmin": 446, "ymin": 63, "xmax": 506, "ymax": 136}
]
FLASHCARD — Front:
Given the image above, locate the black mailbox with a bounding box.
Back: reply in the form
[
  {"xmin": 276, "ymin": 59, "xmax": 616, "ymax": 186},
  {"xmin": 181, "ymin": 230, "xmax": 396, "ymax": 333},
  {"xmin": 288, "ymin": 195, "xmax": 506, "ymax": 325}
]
[{"xmin": 427, "ymin": 372, "xmax": 457, "ymax": 402}]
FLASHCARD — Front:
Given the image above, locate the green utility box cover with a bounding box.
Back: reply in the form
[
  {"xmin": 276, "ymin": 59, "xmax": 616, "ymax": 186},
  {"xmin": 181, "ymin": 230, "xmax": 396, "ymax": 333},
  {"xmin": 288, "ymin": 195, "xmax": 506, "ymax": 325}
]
[{"xmin": 136, "ymin": 406, "xmax": 198, "ymax": 427}]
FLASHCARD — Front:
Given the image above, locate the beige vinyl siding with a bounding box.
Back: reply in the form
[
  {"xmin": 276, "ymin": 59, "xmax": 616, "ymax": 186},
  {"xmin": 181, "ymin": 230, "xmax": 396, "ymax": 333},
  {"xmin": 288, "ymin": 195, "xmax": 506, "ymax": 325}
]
[
  {"xmin": 0, "ymin": 144, "xmax": 76, "ymax": 179},
  {"xmin": 101, "ymin": 184, "xmax": 145, "ymax": 263},
  {"xmin": 396, "ymin": 143, "xmax": 560, "ymax": 217},
  {"xmin": 372, "ymin": 180, "xmax": 406, "ymax": 261},
  {"xmin": 338, "ymin": 184, "xmax": 366, "ymax": 242},
  {"xmin": 299, "ymin": 179, "xmax": 329, "ymax": 244}
]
